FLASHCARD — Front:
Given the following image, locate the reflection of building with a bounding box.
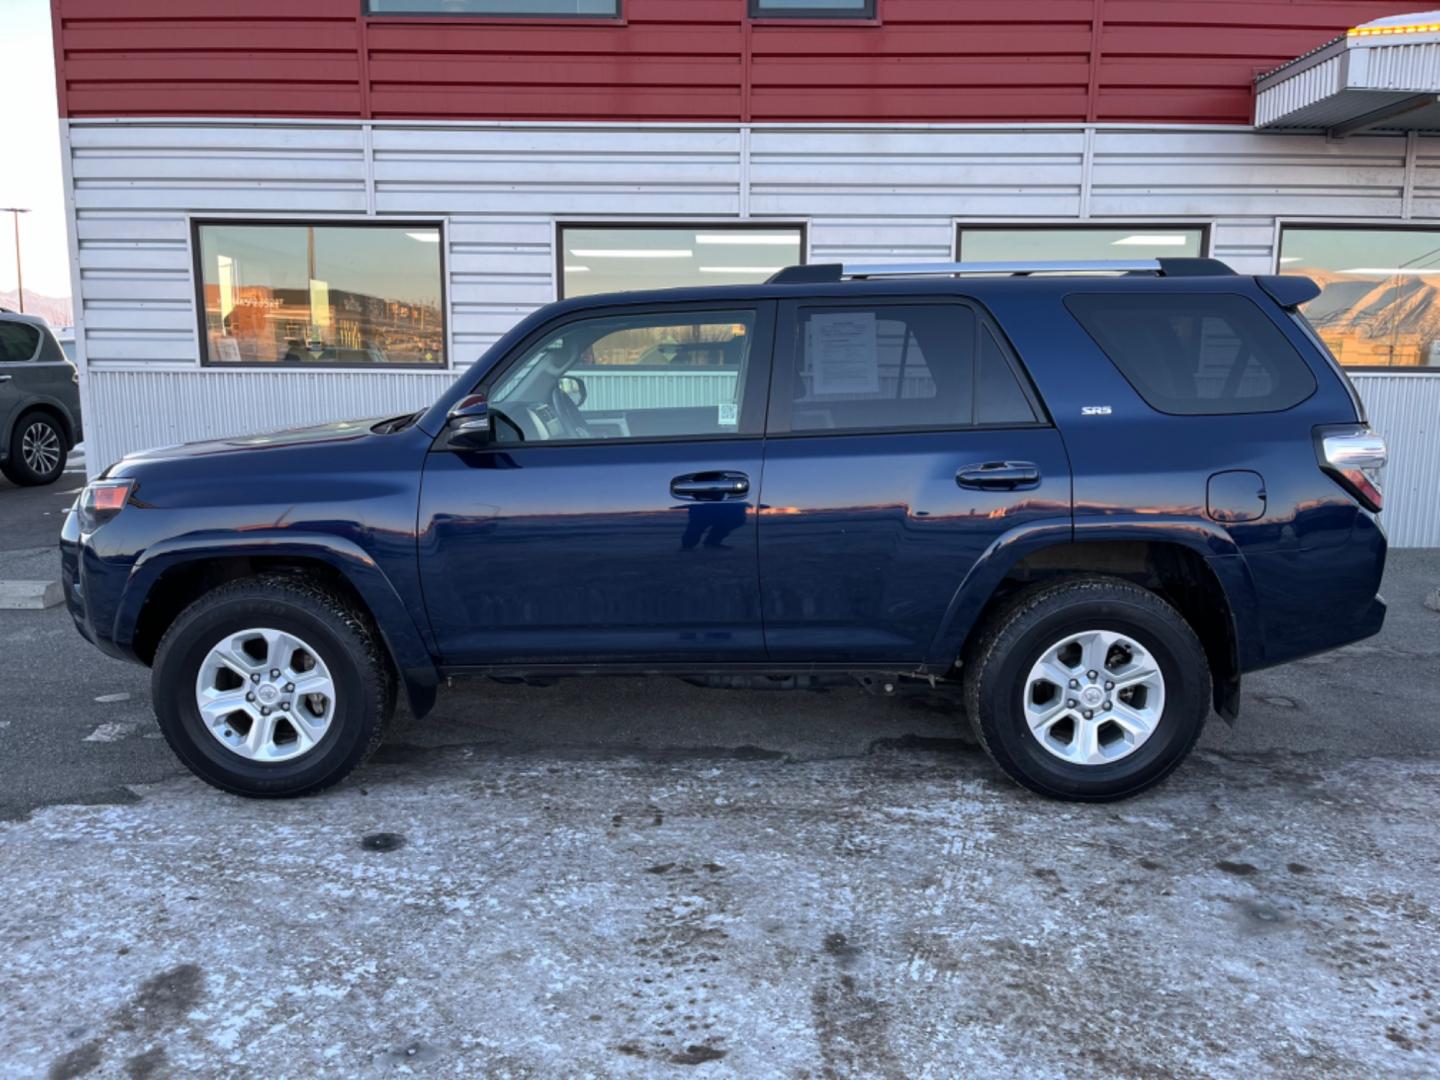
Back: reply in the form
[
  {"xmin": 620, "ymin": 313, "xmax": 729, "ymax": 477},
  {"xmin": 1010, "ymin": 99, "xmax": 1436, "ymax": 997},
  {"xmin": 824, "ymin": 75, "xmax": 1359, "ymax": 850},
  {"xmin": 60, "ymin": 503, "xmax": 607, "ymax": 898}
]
[{"xmin": 50, "ymin": 1, "xmax": 1440, "ymax": 545}]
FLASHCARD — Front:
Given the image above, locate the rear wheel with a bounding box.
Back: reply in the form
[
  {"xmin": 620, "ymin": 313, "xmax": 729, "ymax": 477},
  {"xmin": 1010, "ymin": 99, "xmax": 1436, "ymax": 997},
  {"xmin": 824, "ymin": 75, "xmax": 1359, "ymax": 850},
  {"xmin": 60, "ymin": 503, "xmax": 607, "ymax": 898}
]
[
  {"xmin": 2, "ymin": 411, "xmax": 67, "ymax": 485},
  {"xmin": 963, "ymin": 576, "xmax": 1210, "ymax": 801},
  {"xmin": 152, "ymin": 576, "xmax": 395, "ymax": 797}
]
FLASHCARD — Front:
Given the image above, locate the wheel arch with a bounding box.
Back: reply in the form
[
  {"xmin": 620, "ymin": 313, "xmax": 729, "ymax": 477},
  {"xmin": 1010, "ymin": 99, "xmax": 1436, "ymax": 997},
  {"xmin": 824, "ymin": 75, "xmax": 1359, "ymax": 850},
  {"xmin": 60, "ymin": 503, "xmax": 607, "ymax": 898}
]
[
  {"xmin": 930, "ymin": 519, "xmax": 1262, "ymax": 721},
  {"xmin": 120, "ymin": 534, "xmax": 439, "ymax": 718},
  {"xmin": 12, "ymin": 400, "xmax": 77, "ymax": 449}
]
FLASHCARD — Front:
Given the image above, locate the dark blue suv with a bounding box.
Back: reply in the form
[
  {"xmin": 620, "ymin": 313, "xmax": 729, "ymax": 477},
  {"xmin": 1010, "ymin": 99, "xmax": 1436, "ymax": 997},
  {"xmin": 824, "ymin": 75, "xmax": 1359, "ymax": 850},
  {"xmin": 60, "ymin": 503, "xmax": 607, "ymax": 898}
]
[{"xmin": 60, "ymin": 258, "xmax": 1388, "ymax": 801}]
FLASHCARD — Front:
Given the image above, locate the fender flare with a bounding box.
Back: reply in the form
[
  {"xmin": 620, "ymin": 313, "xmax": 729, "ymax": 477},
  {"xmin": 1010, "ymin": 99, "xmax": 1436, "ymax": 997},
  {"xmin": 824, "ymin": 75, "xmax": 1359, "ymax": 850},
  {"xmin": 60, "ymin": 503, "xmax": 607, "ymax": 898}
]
[
  {"xmin": 924, "ymin": 515, "xmax": 1264, "ymax": 674},
  {"xmin": 116, "ymin": 531, "xmax": 440, "ymax": 717}
]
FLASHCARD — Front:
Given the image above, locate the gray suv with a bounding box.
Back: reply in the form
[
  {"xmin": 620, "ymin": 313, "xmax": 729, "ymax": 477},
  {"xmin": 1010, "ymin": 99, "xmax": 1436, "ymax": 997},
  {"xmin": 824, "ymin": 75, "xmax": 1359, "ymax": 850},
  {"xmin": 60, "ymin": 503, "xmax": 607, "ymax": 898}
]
[{"xmin": 0, "ymin": 310, "xmax": 82, "ymax": 486}]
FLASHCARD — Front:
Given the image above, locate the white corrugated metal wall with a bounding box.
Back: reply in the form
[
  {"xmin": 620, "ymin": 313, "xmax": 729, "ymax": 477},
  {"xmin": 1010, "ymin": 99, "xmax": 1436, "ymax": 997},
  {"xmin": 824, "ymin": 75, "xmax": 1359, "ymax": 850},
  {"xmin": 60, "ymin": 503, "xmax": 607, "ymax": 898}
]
[{"xmin": 62, "ymin": 119, "xmax": 1440, "ymax": 545}]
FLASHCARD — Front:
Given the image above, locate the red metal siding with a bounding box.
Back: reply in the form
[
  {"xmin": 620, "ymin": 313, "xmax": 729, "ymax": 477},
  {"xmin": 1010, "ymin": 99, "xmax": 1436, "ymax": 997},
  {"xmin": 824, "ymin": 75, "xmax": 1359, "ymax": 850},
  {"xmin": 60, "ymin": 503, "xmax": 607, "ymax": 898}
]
[{"xmin": 52, "ymin": 0, "xmax": 1432, "ymax": 124}]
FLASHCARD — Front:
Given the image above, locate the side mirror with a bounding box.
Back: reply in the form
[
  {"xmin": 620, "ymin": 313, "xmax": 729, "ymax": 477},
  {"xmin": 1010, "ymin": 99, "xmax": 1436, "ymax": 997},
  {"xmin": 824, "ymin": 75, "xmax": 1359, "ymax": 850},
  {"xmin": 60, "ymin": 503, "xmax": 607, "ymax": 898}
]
[
  {"xmin": 558, "ymin": 374, "xmax": 587, "ymax": 408},
  {"xmin": 443, "ymin": 394, "xmax": 493, "ymax": 449}
]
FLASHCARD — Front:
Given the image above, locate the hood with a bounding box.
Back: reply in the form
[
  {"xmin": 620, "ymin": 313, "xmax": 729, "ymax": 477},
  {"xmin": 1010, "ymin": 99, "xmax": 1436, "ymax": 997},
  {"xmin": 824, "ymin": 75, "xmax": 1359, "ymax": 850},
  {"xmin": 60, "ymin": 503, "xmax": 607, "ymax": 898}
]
[{"xmin": 111, "ymin": 418, "xmax": 385, "ymax": 470}]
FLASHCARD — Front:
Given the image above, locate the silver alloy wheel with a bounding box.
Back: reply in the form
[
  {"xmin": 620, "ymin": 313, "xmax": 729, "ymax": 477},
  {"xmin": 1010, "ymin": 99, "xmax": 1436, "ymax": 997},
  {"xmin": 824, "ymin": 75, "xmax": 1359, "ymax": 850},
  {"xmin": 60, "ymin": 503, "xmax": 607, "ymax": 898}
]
[
  {"xmin": 21, "ymin": 421, "xmax": 61, "ymax": 476},
  {"xmin": 194, "ymin": 627, "xmax": 337, "ymax": 763},
  {"xmin": 1023, "ymin": 629, "xmax": 1166, "ymax": 766}
]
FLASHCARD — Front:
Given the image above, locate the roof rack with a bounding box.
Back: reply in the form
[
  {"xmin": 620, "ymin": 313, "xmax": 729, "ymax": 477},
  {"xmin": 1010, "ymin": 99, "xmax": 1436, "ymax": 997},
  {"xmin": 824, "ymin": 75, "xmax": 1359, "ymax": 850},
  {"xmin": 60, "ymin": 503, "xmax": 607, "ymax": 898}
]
[{"xmin": 767, "ymin": 257, "xmax": 1234, "ymax": 285}]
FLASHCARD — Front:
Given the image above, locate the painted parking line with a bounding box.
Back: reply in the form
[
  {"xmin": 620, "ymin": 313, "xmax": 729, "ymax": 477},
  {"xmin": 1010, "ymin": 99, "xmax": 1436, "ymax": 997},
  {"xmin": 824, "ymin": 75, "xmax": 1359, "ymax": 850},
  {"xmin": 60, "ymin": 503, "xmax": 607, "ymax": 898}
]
[{"xmin": 83, "ymin": 722, "xmax": 139, "ymax": 743}]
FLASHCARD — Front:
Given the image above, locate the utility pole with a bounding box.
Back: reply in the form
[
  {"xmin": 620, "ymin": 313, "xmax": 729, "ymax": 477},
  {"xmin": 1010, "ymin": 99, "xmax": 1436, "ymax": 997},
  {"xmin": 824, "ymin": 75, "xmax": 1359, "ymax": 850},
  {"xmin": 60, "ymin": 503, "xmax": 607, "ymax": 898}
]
[{"xmin": 0, "ymin": 208, "xmax": 29, "ymax": 313}]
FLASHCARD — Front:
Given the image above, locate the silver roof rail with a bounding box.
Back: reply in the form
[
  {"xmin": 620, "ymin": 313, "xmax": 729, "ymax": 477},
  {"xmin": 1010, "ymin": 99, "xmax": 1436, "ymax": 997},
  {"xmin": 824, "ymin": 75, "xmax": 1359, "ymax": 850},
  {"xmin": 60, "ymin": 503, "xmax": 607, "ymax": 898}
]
[{"xmin": 841, "ymin": 259, "xmax": 1161, "ymax": 278}]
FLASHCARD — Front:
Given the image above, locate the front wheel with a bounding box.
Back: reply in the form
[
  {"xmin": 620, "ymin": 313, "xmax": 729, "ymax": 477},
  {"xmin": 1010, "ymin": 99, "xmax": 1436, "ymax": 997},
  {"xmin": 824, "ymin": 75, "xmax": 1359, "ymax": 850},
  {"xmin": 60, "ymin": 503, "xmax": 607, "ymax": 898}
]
[
  {"xmin": 963, "ymin": 576, "xmax": 1210, "ymax": 801},
  {"xmin": 152, "ymin": 576, "xmax": 396, "ymax": 797}
]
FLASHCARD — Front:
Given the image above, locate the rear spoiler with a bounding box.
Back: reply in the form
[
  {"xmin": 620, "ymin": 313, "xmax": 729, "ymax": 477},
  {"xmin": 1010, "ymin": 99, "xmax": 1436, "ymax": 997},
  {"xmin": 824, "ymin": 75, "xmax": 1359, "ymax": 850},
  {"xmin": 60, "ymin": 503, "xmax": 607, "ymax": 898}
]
[{"xmin": 1256, "ymin": 275, "xmax": 1321, "ymax": 309}]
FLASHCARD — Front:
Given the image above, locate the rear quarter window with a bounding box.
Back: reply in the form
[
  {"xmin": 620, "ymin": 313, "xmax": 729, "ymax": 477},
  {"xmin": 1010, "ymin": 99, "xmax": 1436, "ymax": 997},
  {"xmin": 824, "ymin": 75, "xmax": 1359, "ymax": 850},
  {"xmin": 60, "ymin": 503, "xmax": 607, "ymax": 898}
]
[
  {"xmin": 1064, "ymin": 292, "xmax": 1316, "ymax": 415},
  {"xmin": 0, "ymin": 322, "xmax": 41, "ymax": 363}
]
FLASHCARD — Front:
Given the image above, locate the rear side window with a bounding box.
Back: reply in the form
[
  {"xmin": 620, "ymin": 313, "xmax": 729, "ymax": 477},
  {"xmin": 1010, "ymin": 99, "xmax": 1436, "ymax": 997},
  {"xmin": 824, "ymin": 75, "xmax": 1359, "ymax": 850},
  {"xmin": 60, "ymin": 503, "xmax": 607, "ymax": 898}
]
[
  {"xmin": 784, "ymin": 303, "xmax": 1039, "ymax": 433},
  {"xmin": 1065, "ymin": 293, "xmax": 1316, "ymax": 415},
  {"xmin": 0, "ymin": 322, "xmax": 41, "ymax": 363}
]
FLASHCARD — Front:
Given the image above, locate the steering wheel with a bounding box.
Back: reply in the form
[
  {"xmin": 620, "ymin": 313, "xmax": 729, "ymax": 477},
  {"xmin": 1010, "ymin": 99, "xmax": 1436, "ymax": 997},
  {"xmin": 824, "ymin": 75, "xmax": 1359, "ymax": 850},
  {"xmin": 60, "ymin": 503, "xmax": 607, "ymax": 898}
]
[{"xmin": 550, "ymin": 382, "xmax": 596, "ymax": 439}]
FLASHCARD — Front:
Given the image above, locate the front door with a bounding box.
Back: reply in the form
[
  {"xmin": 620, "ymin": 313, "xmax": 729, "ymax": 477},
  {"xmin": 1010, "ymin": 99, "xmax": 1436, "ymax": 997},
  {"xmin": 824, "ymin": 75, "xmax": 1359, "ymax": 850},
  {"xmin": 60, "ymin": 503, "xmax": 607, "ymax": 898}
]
[
  {"xmin": 418, "ymin": 302, "xmax": 774, "ymax": 666},
  {"xmin": 758, "ymin": 298, "xmax": 1071, "ymax": 664}
]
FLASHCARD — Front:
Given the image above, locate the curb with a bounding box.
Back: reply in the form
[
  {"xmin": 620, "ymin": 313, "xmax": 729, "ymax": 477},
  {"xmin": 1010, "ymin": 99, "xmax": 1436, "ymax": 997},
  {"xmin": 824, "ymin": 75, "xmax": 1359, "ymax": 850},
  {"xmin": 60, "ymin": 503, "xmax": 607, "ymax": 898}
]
[{"xmin": 0, "ymin": 580, "xmax": 63, "ymax": 610}]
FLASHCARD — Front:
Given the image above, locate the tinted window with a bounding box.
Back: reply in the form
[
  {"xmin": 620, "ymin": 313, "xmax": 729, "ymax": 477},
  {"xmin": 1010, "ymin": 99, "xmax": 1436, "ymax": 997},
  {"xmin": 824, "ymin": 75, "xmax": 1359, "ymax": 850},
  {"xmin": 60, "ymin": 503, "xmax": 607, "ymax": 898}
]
[
  {"xmin": 978, "ymin": 327, "xmax": 1039, "ymax": 424},
  {"xmin": 1066, "ymin": 293, "xmax": 1316, "ymax": 415},
  {"xmin": 958, "ymin": 226, "xmax": 1206, "ymax": 262},
  {"xmin": 196, "ymin": 222, "xmax": 445, "ymax": 367},
  {"xmin": 784, "ymin": 304, "xmax": 1035, "ymax": 433},
  {"xmin": 491, "ymin": 310, "xmax": 756, "ymax": 442},
  {"xmin": 751, "ymin": 0, "xmax": 874, "ymax": 15},
  {"xmin": 0, "ymin": 322, "xmax": 41, "ymax": 363}
]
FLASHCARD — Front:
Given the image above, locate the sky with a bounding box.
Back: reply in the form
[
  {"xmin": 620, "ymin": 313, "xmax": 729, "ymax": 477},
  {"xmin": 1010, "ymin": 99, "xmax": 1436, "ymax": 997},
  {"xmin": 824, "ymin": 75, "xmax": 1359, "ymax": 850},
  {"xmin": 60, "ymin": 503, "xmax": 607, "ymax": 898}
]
[{"xmin": 0, "ymin": 0, "xmax": 71, "ymax": 300}]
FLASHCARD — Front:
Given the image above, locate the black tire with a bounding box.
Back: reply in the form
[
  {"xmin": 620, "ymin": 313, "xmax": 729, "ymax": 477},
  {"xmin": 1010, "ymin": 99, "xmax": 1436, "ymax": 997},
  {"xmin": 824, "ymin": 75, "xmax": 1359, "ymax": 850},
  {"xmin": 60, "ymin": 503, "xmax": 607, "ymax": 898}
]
[
  {"xmin": 963, "ymin": 575, "xmax": 1210, "ymax": 801},
  {"xmin": 152, "ymin": 576, "xmax": 396, "ymax": 798},
  {"xmin": 2, "ymin": 410, "xmax": 67, "ymax": 486}
]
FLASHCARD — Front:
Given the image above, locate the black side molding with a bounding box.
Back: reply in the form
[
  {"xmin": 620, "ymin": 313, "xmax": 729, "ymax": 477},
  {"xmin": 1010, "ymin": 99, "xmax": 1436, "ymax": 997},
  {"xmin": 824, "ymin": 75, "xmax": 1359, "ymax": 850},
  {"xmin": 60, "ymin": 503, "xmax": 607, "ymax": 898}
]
[{"xmin": 1255, "ymin": 274, "xmax": 1321, "ymax": 309}]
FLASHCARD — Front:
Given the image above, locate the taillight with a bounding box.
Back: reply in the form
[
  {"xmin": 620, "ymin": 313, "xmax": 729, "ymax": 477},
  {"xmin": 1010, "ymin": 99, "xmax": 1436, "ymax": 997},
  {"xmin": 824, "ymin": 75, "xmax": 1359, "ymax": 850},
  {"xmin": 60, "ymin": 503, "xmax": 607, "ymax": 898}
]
[
  {"xmin": 1316, "ymin": 425, "xmax": 1387, "ymax": 512},
  {"xmin": 77, "ymin": 478, "xmax": 135, "ymax": 531}
]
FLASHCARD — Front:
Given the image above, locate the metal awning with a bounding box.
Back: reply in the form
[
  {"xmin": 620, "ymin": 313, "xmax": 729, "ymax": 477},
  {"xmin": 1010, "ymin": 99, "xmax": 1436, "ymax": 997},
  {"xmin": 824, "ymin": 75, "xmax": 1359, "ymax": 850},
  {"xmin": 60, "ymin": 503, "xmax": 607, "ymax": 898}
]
[{"xmin": 1256, "ymin": 11, "xmax": 1440, "ymax": 136}]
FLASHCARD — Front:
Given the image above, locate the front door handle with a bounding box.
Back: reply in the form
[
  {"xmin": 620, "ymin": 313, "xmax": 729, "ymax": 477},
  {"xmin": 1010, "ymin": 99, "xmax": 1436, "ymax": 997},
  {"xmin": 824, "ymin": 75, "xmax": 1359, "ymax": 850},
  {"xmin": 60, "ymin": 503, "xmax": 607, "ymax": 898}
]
[
  {"xmin": 0, "ymin": 374, "xmax": 11, "ymax": 383},
  {"xmin": 671, "ymin": 471, "xmax": 750, "ymax": 501},
  {"xmin": 956, "ymin": 461, "xmax": 1041, "ymax": 491}
]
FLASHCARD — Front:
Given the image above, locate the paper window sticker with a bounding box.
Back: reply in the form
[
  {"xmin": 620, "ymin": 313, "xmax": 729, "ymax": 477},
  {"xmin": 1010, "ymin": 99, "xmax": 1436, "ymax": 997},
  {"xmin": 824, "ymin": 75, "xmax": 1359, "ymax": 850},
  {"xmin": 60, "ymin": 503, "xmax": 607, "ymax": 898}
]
[{"xmin": 809, "ymin": 311, "xmax": 880, "ymax": 396}]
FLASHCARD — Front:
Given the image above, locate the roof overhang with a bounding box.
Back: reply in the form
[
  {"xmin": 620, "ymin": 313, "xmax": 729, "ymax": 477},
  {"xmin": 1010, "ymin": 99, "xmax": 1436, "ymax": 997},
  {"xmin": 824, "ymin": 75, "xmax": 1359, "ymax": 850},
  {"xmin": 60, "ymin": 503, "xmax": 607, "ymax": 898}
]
[{"xmin": 1256, "ymin": 11, "xmax": 1440, "ymax": 136}]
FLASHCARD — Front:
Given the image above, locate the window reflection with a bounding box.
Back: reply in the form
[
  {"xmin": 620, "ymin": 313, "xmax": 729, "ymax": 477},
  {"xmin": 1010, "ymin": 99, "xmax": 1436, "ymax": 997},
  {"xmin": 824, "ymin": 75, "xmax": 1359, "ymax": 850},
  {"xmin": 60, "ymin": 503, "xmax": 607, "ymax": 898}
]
[
  {"xmin": 560, "ymin": 225, "xmax": 804, "ymax": 299},
  {"xmin": 1280, "ymin": 227, "xmax": 1440, "ymax": 368},
  {"xmin": 367, "ymin": 1, "xmax": 618, "ymax": 13},
  {"xmin": 197, "ymin": 223, "xmax": 445, "ymax": 367},
  {"xmin": 958, "ymin": 226, "xmax": 1206, "ymax": 262}
]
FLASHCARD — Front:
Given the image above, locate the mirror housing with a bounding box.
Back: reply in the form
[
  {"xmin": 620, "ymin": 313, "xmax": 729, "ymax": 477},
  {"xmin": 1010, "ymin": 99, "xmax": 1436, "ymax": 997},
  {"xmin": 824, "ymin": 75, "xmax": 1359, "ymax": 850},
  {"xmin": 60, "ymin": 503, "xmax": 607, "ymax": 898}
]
[{"xmin": 442, "ymin": 393, "xmax": 493, "ymax": 449}]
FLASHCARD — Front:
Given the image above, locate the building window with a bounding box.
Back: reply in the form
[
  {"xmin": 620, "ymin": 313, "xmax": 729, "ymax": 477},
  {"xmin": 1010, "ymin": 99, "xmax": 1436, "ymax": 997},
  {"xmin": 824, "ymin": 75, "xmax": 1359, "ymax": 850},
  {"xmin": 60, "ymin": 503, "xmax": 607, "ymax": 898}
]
[
  {"xmin": 750, "ymin": 0, "xmax": 875, "ymax": 16},
  {"xmin": 195, "ymin": 222, "xmax": 446, "ymax": 368},
  {"xmin": 1279, "ymin": 226, "xmax": 1440, "ymax": 369},
  {"xmin": 365, "ymin": 1, "xmax": 619, "ymax": 15},
  {"xmin": 957, "ymin": 225, "xmax": 1207, "ymax": 263},
  {"xmin": 558, "ymin": 224, "xmax": 805, "ymax": 299}
]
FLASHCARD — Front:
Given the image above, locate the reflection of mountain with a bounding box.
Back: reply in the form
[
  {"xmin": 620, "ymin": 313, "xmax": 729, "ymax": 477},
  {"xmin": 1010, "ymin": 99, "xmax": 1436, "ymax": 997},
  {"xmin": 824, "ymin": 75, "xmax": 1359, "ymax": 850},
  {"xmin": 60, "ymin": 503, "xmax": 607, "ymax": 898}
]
[{"xmin": 1291, "ymin": 267, "xmax": 1440, "ymax": 367}]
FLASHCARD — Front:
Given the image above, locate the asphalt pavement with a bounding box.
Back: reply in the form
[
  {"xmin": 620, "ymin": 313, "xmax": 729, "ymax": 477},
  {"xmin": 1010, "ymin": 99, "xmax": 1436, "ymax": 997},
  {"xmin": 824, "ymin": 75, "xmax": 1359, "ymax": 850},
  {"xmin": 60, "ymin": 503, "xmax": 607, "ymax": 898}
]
[{"xmin": 1, "ymin": 480, "xmax": 1437, "ymax": 1077}]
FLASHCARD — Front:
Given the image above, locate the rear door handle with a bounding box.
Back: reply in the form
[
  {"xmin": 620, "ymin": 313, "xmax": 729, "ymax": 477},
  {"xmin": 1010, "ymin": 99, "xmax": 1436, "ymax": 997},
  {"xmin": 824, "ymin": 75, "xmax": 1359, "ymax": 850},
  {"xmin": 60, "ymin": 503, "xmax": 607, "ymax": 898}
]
[
  {"xmin": 956, "ymin": 461, "xmax": 1041, "ymax": 491},
  {"xmin": 0, "ymin": 375, "xmax": 11, "ymax": 383},
  {"xmin": 670, "ymin": 471, "xmax": 750, "ymax": 501}
]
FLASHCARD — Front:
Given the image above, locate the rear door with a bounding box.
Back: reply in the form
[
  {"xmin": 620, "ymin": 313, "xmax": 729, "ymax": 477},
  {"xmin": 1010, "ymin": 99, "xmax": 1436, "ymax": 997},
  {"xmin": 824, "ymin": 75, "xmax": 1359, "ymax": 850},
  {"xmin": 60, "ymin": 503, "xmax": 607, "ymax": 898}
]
[{"xmin": 757, "ymin": 297, "xmax": 1071, "ymax": 664}]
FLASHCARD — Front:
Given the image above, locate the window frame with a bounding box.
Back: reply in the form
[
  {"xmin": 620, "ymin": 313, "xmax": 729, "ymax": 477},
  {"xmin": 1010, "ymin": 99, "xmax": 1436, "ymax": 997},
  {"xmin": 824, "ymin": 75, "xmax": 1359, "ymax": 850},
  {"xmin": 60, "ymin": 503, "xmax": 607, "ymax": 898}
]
[
  {"xmin": 555, "ymin": 221, "xmax": 809, "ymax": 301},
  {"xmin": 955, "ymin": 221, "xmax": 1213, "ymax": 262},
  {"xmin": 190, "ymin": 217, "xmax": 449, "ymax": 371},
  {"xmin": 469, "ymin": 298, "xmax": 779, "ymax": 448},
  {"xmin": 766, "ymin": 296, "xmax": 1050, "ymax": 438},
  {"xmin": 362, "ymin": 0, "xmax": 622, "ymax": 20},
  {"xmin": 1276, "ymin": 221, "xmax": 1440, "ymax": 373},
  {"xmin": 748, "ymin": 0, "xmax": 877, "ymax": 18}
]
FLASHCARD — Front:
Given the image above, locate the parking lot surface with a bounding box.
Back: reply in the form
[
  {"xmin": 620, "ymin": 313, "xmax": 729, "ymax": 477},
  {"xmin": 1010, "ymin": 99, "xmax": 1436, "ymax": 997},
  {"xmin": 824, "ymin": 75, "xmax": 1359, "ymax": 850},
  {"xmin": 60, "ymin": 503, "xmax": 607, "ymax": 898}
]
[{"xmin": 1, "ymin": 483, "xmax": 1437, "ymax": 1077}]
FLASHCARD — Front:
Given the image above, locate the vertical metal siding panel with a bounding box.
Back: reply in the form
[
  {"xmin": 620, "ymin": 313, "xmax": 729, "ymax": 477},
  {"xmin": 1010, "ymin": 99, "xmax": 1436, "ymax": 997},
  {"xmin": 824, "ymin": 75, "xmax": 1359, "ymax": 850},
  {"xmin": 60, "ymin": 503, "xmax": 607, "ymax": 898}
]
[
  {"xmin": 84, "ymin": 369, "xmax": 455, "ymax": 474},
  {"xmin": 1350, "ymin": 374, "xmax": 1440, "ymax": 549}
]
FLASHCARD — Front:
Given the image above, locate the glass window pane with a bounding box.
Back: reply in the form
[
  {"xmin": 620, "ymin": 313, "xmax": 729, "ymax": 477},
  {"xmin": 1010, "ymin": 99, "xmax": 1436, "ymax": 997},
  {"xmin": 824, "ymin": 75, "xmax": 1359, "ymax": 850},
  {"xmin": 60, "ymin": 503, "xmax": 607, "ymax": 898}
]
[
  {"xmin": 752, "ymin": 0, "xmax": 871, "ymax": 12},
  {"xmin": 197, "ymin": 223, "xmax": 445, "ymax": 367},
  {"xmin": 560, "ymin": 225, "xmax": 803, "ymax": 299},
  {"xmin": 368, "ymin": 1, "xmax": 618, "ymax": 14},
  {"xmin": 1279, "ymin": 227, "xmax": 1440, "ymax": 368},
  {"xmin": 958, "ymin": 227, "xmax": 1205, "ymax": 262},
  {"xmin": 0, "ymin": 322, "xmax": 41, "ymax": 363},
  {"xmin": 1065, "ymin": 293, "xmax": 1316, "ymax": 415},
  {"xmin": 492, "ymin": 310, "xmax": 755, "ymax": 441},
  {"xmin": 977, "ymin": 327, "xmax": 1038, "ymax": 424},
  {"xmin": 789, "ymin": 305, "xmax": 975, "ymax": 433}
]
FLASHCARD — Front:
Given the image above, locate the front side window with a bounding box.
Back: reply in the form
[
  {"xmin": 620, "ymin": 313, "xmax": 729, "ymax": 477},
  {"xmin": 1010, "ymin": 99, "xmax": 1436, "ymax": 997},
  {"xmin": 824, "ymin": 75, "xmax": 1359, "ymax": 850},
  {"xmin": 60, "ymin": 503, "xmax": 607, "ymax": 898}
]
[
  {"xmin": 559, "ymin": 225, "xmax": 804, "ymax": 299},
  {"xmin": 0, "ymin": 322, "xmax": 41, "ymax": 363},
  {"xmin": 1066, "ymin": 293, "xmax": 1316, "ymax": 415},
  {"xmin": 750, "ymin": 0, "xmax": 875, "ymax": 15},
  {"xmin": 1279, "ymin": 226, "xmax": 1440, "ymax": 368},
  {"xmin": 783, "ymin": 304, "xmax": 1037, "ymax": 434},
  {"xmin": 366, "ymin": 1, "xmax": 619, "ymax": 15},
  {"xmin": 490, "ymin": 310, "xmax": 757, "ymax": 442},
  {"xmin": 196, "ymin": 222, "xmax": 445, "ymax": 367},
  {"xmin": 957, "ymin": 226, "xmax": 1207, "ymax": 263}
]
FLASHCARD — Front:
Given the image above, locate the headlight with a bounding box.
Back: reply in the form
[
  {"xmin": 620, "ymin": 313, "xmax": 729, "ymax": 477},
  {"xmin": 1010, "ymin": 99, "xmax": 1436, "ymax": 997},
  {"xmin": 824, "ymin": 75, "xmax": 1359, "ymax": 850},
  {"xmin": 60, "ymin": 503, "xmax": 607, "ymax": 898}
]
[{"xmin": 78, "ymin": 478, "xmax": 135, "ymax": 531}]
